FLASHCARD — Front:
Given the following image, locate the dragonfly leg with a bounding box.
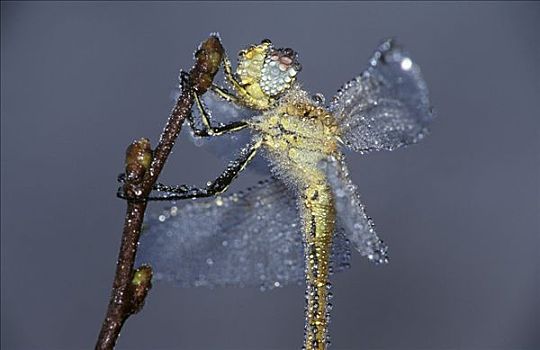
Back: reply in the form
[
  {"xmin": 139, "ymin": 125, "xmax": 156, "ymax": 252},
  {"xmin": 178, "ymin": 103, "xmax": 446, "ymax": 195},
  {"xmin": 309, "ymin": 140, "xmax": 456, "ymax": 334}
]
[
  {"xmin": 187, "ymin": 48, "xmax": 244, "ymax": 105},
  {"xmin": 213, "ymin": 49, "xmax": 258, "ymax": 108},
  {"xmin": 118, "ymin": 139, "xmax": 262, "ymax": 201},
  {"xmin": 209, "ymin": 84, "xmax": 240, "ymax": 104},
  {"xmin": 221, "ymin": 50, "xmax": 249, "ymax": 95},
  {"xmin": 188, "ymin": 92, "xmax": 248, "ymax": 137},
  {"xmin": 179, "ymin": 68, "xmax": 240, "ymax": 111}
]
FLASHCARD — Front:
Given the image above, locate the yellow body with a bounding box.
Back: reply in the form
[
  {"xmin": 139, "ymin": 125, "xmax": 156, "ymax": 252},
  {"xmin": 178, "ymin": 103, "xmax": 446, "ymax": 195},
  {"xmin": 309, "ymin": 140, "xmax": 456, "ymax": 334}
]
[
  {"xmin": 250, "ymin": 89, "xmax": 341, "ymax": 350},
  {"xmin": 215, "ymin": 41, "xmax": 337, "ymax": 350}
]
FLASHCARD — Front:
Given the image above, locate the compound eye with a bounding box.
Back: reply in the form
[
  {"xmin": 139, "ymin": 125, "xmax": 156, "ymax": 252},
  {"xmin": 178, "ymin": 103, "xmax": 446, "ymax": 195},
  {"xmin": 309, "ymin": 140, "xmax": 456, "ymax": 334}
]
[
  {"xmin": 280, "ymin": 56, "xmax": 293, "ymax": 65},
  {"xmin": 260, "ymin": 47, "xmax": 301, "ymax": 97}
]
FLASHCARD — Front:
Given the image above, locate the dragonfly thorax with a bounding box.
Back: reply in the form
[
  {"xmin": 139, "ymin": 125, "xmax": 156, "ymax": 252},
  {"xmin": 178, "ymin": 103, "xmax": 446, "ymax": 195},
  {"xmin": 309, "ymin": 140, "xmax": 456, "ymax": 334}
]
[{"xmin": 250, "ymin": 88, "xmax": 341, "ymax": 188}]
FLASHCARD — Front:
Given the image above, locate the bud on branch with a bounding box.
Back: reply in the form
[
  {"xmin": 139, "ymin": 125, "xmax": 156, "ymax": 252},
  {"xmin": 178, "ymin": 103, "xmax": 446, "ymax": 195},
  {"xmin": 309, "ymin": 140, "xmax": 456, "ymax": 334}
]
[
  {"xmin": 190, "ymin": 35, "xmax": 224, "ymax": 94},
  {"xmin": 125, "ymin": 138, "xmax": 153, "ymax": 183}
]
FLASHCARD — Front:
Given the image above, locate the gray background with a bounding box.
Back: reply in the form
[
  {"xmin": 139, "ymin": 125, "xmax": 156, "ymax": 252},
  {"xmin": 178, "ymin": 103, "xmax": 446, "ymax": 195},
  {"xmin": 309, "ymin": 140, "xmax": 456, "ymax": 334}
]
[{"xmin": 1, "ymin": 2, "xmax": 539, "ymax": 349}]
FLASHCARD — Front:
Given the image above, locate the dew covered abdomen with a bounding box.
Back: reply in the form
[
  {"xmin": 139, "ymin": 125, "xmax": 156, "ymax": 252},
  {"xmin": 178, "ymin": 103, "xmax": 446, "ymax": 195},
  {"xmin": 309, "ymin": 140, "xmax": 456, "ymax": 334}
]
[{"xmin": 301, "ymin": 183, "xmax": 336, "ymax": 350}]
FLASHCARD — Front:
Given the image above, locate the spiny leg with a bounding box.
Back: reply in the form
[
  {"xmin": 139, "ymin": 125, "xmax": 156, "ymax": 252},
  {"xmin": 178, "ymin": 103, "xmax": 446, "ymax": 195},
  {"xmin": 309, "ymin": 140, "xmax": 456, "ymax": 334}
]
[
  {"xmin": 117, "ymin": 82, "xmax": 248, "ymax": 197},
  {"xmin": 117, "ymin": 114, "xmax": 247, "ymax": 188},
  {"xmin": 192, "ymin": 47, "xmax": 246, "ymax": 108},
  {"xmin": 193, "ymin": 89, "xmax": 212, "ymax": 130},
  {"xmin": 220, "ymin": 50, "xmax": 252, "ymax": 101},
  {"xmin": 189, "ymin": 49, "xmax": 246, "ymax": 107},
  {"xmin": 209, "ymin": 84, "xmax": 240, "ymax": 104},
  {"xmin": 118, "ymin": 140, "xmax": 262, "ymax": 201},
  {"xmin": 179, "ymin": 68, "xmax": 238, "ymax": 107},
  {"xmin": 178, "ymin": 69, "xmax": 247, "ymax": 136},
  {"xmin": 148, "ymin": 139, "xmax": 261, "ymax": 200},
  {"xmin": 190, "ymin": 91, "xmax": 247, "ymax": 136}
]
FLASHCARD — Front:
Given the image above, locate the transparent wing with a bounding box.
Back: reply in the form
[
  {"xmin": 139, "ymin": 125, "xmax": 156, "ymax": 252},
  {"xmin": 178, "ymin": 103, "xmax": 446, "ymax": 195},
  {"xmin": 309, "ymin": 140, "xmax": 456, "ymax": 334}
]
[
  {"xmin": 321, "ymin": 156, "xmax": 389, "ymax": 264},
  {"xmin": 329, "ymin": 39, "xmax": 434, "ymax": 153},
  {"xmin": 137, "ymin": 178, "xmax": 351, "ymax": 289},
  {"xmin": 186, "ymin": 91, "xmax": 271, "ymax": 174}
]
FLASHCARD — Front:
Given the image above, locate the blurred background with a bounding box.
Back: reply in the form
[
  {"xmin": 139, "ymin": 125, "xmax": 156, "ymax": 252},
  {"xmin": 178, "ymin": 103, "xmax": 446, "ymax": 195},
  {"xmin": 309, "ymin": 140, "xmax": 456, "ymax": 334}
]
[{"xmin": 1, "ymin": 2, "xmax": 539, "ymax": 349}]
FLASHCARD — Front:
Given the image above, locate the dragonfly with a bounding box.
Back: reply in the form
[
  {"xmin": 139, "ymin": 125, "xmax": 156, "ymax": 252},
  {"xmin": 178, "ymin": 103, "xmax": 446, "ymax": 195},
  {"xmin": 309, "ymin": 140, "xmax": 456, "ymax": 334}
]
[{"xmin": 129, "ymin": 38, "xmax": 434, "ymax": 350}]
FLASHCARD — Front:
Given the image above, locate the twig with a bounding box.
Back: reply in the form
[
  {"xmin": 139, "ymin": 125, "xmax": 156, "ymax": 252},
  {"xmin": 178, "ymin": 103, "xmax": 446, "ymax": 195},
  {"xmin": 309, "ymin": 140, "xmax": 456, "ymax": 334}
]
[{"xmin": 95, "ymin": 35, "xmax": 224, "ymax": 350}]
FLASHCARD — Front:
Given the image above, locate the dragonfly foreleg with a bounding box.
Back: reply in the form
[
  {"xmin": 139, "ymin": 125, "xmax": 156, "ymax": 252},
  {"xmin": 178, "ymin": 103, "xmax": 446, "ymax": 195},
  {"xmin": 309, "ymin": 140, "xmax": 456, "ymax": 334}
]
[
  {"xmin": 211, "ymin": 48, "xmax": 258, "ymax": 109},
  {"xmin": 188, "ymin": 92, "xmax": 248, "ymax": 137},
  {"xmin": 118, "ymin": 140, "xmax": 262, "ymax": 201},
  {"xmin": 209, "ymin": 84, "xmax": 240, "ymax": 104},
  {"xmin": 179, "ymin": 69, "xmax": 244, "ymax": 136}
]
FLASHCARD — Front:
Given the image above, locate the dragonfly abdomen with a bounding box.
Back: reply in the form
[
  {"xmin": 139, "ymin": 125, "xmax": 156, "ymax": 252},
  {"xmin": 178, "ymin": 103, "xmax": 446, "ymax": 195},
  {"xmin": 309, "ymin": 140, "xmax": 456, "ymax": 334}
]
[{"xmin": 301, "ymin": 183, "xmax": 336, "ymax": 350}]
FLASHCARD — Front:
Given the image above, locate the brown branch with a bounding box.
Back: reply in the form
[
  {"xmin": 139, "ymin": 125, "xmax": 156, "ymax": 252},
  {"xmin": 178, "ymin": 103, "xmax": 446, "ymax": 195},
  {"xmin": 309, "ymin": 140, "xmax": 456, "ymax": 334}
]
[{"xmin": 95, "ymin": 35, "xmax": 224, "ymax": 350}]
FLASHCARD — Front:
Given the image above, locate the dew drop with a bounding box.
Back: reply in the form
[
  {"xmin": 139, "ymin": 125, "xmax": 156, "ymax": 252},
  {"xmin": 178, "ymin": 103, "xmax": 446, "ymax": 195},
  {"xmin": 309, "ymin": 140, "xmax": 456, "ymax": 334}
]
[{"xmin": 401, "ymin": 57, "xmax": 413, "ymax": 71}]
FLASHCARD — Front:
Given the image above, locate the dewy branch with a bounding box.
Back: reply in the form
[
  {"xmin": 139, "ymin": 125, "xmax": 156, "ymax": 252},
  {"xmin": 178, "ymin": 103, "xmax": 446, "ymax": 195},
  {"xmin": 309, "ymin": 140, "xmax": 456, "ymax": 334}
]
[{"xmin": 95, "ymin": 35, "xmax": 224, "ymax": 350}]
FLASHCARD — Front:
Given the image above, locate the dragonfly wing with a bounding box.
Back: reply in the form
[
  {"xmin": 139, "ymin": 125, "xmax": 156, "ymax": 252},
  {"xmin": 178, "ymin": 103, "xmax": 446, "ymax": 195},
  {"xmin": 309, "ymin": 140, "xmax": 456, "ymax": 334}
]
[
  {"xmin": 186, "ymin": 91, "xmax": 271, "ymax": 174},
  {"xmin": 329, "ymin": 39, "xmax": 434, "ymax": 153},
  {"xmin": 137, "ymin": 177, "xmax": 351, "ymax": 289},
  {"xmin": 322, "ymin": 156, "xmax": 389, "ymax": 264}
]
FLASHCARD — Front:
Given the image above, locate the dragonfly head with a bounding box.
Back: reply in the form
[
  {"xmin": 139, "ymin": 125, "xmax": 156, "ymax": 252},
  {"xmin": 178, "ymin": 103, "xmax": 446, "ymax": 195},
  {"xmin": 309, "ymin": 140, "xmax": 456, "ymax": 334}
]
[{"xmin": 237, "ymin": 39, "xmax": 302, "ymax": 99}]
